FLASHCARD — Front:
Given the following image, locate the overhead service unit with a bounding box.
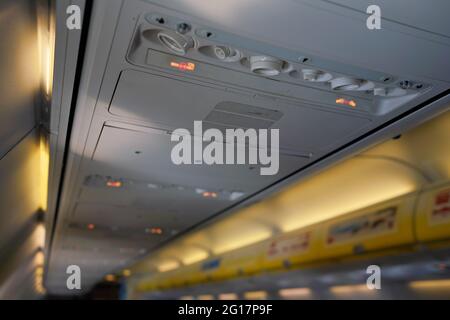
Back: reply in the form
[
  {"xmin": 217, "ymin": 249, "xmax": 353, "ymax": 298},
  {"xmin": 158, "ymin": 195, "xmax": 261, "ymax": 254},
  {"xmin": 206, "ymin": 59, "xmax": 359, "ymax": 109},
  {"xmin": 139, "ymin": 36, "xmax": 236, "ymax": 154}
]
[{"xmin": 98, "ymin": 2, "xmax": 443, "ymax": 201}]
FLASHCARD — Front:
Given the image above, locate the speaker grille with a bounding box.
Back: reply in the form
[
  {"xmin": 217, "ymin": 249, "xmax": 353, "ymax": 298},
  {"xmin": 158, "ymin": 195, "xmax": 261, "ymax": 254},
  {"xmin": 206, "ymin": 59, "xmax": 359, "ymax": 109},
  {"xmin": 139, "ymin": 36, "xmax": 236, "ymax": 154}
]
[{"xmin": 203, "ymin": 101, "xmax": 283, "ymax": 130}]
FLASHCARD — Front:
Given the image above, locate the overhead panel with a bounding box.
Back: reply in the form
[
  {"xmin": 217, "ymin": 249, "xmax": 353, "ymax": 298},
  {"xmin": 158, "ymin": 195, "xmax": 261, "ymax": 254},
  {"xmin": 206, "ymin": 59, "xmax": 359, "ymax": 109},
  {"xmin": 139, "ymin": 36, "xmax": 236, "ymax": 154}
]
[{"xmin": 111, "ymin": 70, "xmax": 373, "ymax": 153}]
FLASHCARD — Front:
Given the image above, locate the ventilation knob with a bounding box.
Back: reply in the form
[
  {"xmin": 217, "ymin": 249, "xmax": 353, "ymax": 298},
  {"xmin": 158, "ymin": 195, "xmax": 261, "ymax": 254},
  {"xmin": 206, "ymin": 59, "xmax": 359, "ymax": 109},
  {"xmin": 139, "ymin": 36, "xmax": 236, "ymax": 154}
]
[
  {"xmin": 249, "ymin": 56, "xmax": 283, "ymax": 76},
  {"xmin": 302, "ymin": 69, "xmax": 332, "ymax": 82},
  {"xmin": 157, "ymin": 30, "xmax": 194, "ymax": 55},
  {"xmin": 330, "ymin": 77, "xmax": 360, "ymax": 91}
]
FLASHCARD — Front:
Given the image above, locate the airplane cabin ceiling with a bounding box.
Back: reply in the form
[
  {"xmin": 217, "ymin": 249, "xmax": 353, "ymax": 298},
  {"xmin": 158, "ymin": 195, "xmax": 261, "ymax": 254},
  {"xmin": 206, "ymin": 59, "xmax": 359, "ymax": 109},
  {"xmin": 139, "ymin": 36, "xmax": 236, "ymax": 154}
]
[{"xmin": 45, "ymin": 0, "xmax": 450, "ymax": 294}]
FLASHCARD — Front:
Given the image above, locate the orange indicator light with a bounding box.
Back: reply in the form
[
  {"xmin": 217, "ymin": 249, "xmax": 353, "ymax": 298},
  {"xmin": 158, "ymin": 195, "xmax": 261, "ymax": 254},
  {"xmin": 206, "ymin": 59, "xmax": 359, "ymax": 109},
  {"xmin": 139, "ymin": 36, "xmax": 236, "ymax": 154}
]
[
  {"xmin": 202, "ymin": 191, "xmax": 218, "ymax": 198},
  {"xmin": 336, "ymin": 98, "xmax": 357, "ymax": 108},
  {"xmin": 151, "ymin": 227, "xmax": 163, "ymax": 235},
  {"xmin": 106, "ymin": 180, "xmax": 122, "ymax": 188},
  {"xmin": 170, "ymin": 61, "xmax": 196, "ymax": 71},
  {"xmin": 105, "ymin": 274, "xmax": 116, "ymax": 282},
  {"xmin": 146, "ymin": 227, "xmax": 163, "ymax": 235}
]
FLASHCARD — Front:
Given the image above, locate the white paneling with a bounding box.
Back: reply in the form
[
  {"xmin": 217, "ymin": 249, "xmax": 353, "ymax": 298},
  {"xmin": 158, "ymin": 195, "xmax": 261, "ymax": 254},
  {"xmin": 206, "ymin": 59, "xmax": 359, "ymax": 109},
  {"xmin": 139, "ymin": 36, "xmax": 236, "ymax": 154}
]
[{"xmin": 111, "ymin": 70, "xmax": 372, "ymax": 153}]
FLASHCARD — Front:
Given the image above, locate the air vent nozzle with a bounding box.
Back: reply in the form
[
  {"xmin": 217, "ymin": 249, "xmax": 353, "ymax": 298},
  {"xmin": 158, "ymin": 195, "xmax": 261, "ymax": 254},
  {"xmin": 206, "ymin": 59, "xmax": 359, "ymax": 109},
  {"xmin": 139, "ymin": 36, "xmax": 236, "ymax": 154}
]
[
  {"xmin": 330, "ymin": 77, "xmax": 360, "ymax": 91},
  {"xmin": 249, "ymin": 56, "xmax": 284, "ymax": 76},
  {"xmin": 300, "ymin": 69, "xmax": 332, "ymax": 82},
  {"xmin": 198, "ymin": 45, "xmax": 241, "ymax": 62},
  {"xmin": 157, "ymin": 30, "xmax": 193, "ymax": 55},
  {"xmin": 330, "ymin": 77, "xmax": 374, "ymax": 91}
]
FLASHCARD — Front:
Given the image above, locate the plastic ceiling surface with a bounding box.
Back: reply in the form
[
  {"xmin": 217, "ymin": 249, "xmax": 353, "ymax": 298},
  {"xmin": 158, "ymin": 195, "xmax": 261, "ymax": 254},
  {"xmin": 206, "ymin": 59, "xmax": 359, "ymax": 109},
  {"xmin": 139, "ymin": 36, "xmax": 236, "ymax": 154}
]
[
  {"xmin": 363, "ymin": 111, "xmax": 450, "ymax": 182},
  {"xmin": 142, "ymin": 0, "xmax": 450, "ymax": 81},
  {"xmin": 46, "ymin": 0, "xmax": 450, "ymax": 294}
]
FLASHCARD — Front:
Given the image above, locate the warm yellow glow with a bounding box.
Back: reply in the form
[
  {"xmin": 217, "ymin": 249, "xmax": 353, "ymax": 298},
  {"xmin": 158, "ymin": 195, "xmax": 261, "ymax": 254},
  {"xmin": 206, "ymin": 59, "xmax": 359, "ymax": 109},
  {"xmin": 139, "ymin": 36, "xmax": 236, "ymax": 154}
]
[
  {"xmin": 43, "ymin": 36, "xmax": 54, "ymax": 95},
  {"xmin": 279, "ymin": 287, "xmax": 312, "ymax": 299},
  {"xmin": 37, "ymin": 3, "xmax": 55, "ymax": 96},
  {"xmin": 365, "ymin": 111, "xmax": 450, "ymax": 180},
  {"xmin": 123, "ymin": 269, "xmax": 132, "ymax": 277},
  {"xmin": 105, "ymin": 274, "xmax": 116, "ymax": 282},
  {"xmin": 211, "ymin": 224, "xmax": 272, "ymax": 255},
  {"xmin": 330, "ymin": 284, "xmax": 375, "ymax": 295},
  {"xmin": 179, "ymin": 247, "xmax": 209, "ymax": 265},
  {"xmin": 276, "ymin": 158, "xmax": 419, "ymax": 232},
  {"xmin": 197, "ymin": 294, "xmax": 214, "ymax": 300},
  {"xmin": 244, "ymin": 290, "xmax": 267, "ymax": 300},
  {"xmin": 35, "ymin": 282, "xmax": 46, "ymax": 295},
  {"xmin": 409, "ymin": 279, "xmax": 450, "ymax": 291},
  {"xmin": 34, "ymin": 266, "xmax": 46, "ymax": 295},
  {"xmin": 35, "ymin": 250, "xmax": 45, "ymax": 266},
  {"xmin": 179, "ymin": 296, "xmax": 194, "ymax": 300},
  {"xmin": 34, "ymin": 224, "xmax": 46, "ymax": 249},
  {"xmin": 39, "ymin": 135, "xmax": 49, "ymax": 212},
  {"xmin": 35, "ymin": 266, "xmax": 44, "ymax": 277},
  {"xmin": 219, "ymin": 293, "xmax": 238, "ymax": 300},
  {"xmin": 157, "ymin": 260, "xmax": 180, "ymax": 273}
]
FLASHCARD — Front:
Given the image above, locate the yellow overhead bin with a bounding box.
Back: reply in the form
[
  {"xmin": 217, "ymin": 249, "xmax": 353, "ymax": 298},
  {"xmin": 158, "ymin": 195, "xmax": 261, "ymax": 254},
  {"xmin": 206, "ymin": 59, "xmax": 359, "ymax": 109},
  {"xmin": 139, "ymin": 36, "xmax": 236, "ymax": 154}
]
[
  {"xmin": 261, "ymin": 226, "xmax": 320, "ymax": 271},
  {"xmin": 132, "ymin": 183, "xmax": 450, "ymax": 293},
  {"xmin": 416, "ymin": 183, "xmax": 450, "ymax": 242},
  {"xmin": 317, "ymin": 194, "xmax": 416, "ymax": 260}
]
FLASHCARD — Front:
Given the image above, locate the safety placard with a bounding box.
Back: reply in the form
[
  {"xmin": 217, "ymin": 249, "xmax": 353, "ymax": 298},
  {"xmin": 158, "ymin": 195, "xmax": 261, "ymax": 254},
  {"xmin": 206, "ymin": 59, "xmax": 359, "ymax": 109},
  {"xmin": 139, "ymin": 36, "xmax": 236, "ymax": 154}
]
[
  {"xmin": 430, "ymin": 189, "xmax": 450, "ymax": 225},
  {"xmin": 266, "ymin": 232, "xmax": 310, "ymax": 259},
  {"xmin": 327, "ymin": 207, "xmax": 397, "ymax": 245}
]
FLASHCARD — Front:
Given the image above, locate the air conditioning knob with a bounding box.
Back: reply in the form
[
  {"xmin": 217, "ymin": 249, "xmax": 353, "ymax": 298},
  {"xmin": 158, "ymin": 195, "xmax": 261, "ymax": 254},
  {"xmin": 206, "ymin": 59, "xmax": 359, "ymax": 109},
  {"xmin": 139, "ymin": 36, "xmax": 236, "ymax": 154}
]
[
  {"xmin": 157, "ymin": 30, "xmax": 194, "ymax": 55},
  {"xmin": 249, "ymin": 56, "xmax": 283, "ymax": 76},
  {"xmin": 330, "ymin": 77, "xmax": 360, "ymax": 91},
  {"xmin": 302, "ymin": 69, "xmax": 333, "ymax": 82},
  {"xmin": 214, "ymin": 46, "xmax": 240, "ymax": 61}
]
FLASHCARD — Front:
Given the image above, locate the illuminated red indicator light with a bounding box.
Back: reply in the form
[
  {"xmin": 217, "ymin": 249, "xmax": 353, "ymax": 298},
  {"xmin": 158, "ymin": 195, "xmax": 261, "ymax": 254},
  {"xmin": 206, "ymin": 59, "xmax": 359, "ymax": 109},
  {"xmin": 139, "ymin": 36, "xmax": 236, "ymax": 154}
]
[
  {"xmin": 170, "ymin": 61, "xmax": 196, "ymax": 71},
  {"xmin": 336, "ymin": 98, "xmax": 357, "ymax": 108},
  {"xmin": 152, "ymin": 227, "xmax": 163, "ymax": 234},
  {"xmin": 87, "ymin": 223, "xmax": 95, "ymax": 230},
  {"xmin": 146, "ymin": 227, "xmax": 163, "ymax": 235},
  {"xmin": 106, "ymin": 180, "xmax": 122, "ymax": 188},
  {"xmin": 202, "ymin": 191, "xmax": 218, "ymax": 198}
]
